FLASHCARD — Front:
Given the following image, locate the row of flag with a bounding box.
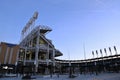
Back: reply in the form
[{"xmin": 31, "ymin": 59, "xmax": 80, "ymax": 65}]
[{"xmin": 92, "ymin": 46, "xmax": 118, "ymax": 58}]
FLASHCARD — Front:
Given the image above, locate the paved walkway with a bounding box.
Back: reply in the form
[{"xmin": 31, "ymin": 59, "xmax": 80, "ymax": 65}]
[
  {"xmin": 0, "ymin": 73, "xmax": 120, "ymax": 80},
  {"xmin": 39, "ymin": 73, "xmax": 120, "ymax": 80}
]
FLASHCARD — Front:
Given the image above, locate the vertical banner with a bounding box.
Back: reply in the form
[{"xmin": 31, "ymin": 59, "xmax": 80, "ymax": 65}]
[
  {"xmin": 114, "ymin": 46, "xmax": 117, "ymax": 55},
  {"xmin": 92, "ymin": 51, "xmax": 94, "ymax": 58},
  {"xmin": 100, "ymin": 49, "xmax": 103, "ymax": 57},
  {"xmin": 21, "ymin": 11, "xmax": 38, "ymax": 41},
  {"xmin": 96, "ymin": 50, "xmax": 98, "ymax": 58},
  {"xmin": 104, "ymin": 48, "xmax": 107, "ymax": 56},
  {"xmin": 109, "ymin": 47, "xmax": 112, "ymax": 55}
]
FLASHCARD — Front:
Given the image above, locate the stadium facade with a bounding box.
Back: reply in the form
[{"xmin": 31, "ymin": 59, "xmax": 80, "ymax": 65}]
[
  {"xmin": 17, "ymin": 12, "xmax": 120, "ymax": 74},
  {"xmin": 0, "ymin": 42, "xmax": 19, "ymax": 65},
  {"xmin": 17, "ymin": 12, "xmax": 63, "ymax": 74},
  {"xmin": 0, "ymin": 12, "xmax": 120, "ymax": 75},
  {"xmin": 56, "ymin": 54, "xmax": 120, "ymax": 74},
  {"xmin": 0, "ymin": 42, "xmax": 19, "ymax": 73}
]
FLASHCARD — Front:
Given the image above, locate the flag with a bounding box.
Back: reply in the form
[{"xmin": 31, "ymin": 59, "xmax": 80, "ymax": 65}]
[
  {"xmin": 114, "ymin": 46, "xmax": 117, "ymax": 55},
  {"xmin": 104, "ymin": 48, "xmax": 107, "ymax": 56},
  {"xmin": 109, "ymin": 47, "xmax": 112, "ymax": 55},
  {"xmin": 114, "ymin": 46, "xmax": 117, "ymax": 51},
  {"xmin": 96, "ymin": 50, "xmax": 98, "ymax": 57},
  {"xmin": 92, "ymin": 51, "xmax": 94, "ymax": 58},
  {"xmin": 100, "ymin": 49, "xmax": 103, "ymax": 57},
  {"xmin": 104, "ymin": 48, "xmax": 106, "ymax": 53},
  {"xmin": 92, "ymin": 51, "xmax": 94, "ymax": 55},
  {"xmin": 96, "ymin": 50, "xmax": 98, "ymax": 54},
  {"xmin": 100, "ymin": 49, "xmax": 102, "ymax": 54},
  {"xmin": 109, "ymin": 47, "xmax": 111, "ymax": 52}
]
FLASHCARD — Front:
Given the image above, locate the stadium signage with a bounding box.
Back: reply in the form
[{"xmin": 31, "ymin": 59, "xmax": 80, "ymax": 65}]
[{"xmin": 21, "ymin": 12, "xmax": 38, "ymax": 39}]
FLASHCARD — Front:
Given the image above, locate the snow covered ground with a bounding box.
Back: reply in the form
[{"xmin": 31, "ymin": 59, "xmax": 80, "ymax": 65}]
[{"xmin": 0, "ymin": 73, "xmax": 120, "ymax": 80}]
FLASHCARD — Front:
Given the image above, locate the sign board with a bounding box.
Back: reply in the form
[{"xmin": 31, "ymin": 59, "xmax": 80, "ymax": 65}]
[{"xmin": 21, "ymin": 12, "xmax": 38, "ymax": 40}]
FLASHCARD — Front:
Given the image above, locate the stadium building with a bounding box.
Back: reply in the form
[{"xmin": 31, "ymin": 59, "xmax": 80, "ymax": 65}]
[
  {"xmin": 56, "ymin": 54, "xmax": 120, "ymax": 75},
  {"xmin": 1, "ymin": 12, "xmax": 120, "ymax": 75},
  {"xmin": 0, "ymin": 42, "xmax": 19, "ymax": 73},
  {"xmin": 17, "ymin": 12, "xmax": 63, "ymax": 74}
]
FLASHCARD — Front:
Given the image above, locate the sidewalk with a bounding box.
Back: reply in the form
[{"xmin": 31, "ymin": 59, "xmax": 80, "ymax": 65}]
[
  {"xmin": 36, "ymin": 73, "xmax": 120, "ymax": 80},
  {"xmin": 0, "ymin": 73, "xmax": 120, "ymax": 80}
]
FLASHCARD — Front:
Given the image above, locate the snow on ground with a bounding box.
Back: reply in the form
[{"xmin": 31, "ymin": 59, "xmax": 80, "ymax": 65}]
[{"xmin": 0, "ymin": 73, "xmax": 120, "ymax": 80}]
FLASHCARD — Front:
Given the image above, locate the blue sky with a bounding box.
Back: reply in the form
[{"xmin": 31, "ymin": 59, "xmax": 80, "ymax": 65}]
[{"xmin": 0, "ymin": 0, "xmax": 120, "ymax": 60}]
